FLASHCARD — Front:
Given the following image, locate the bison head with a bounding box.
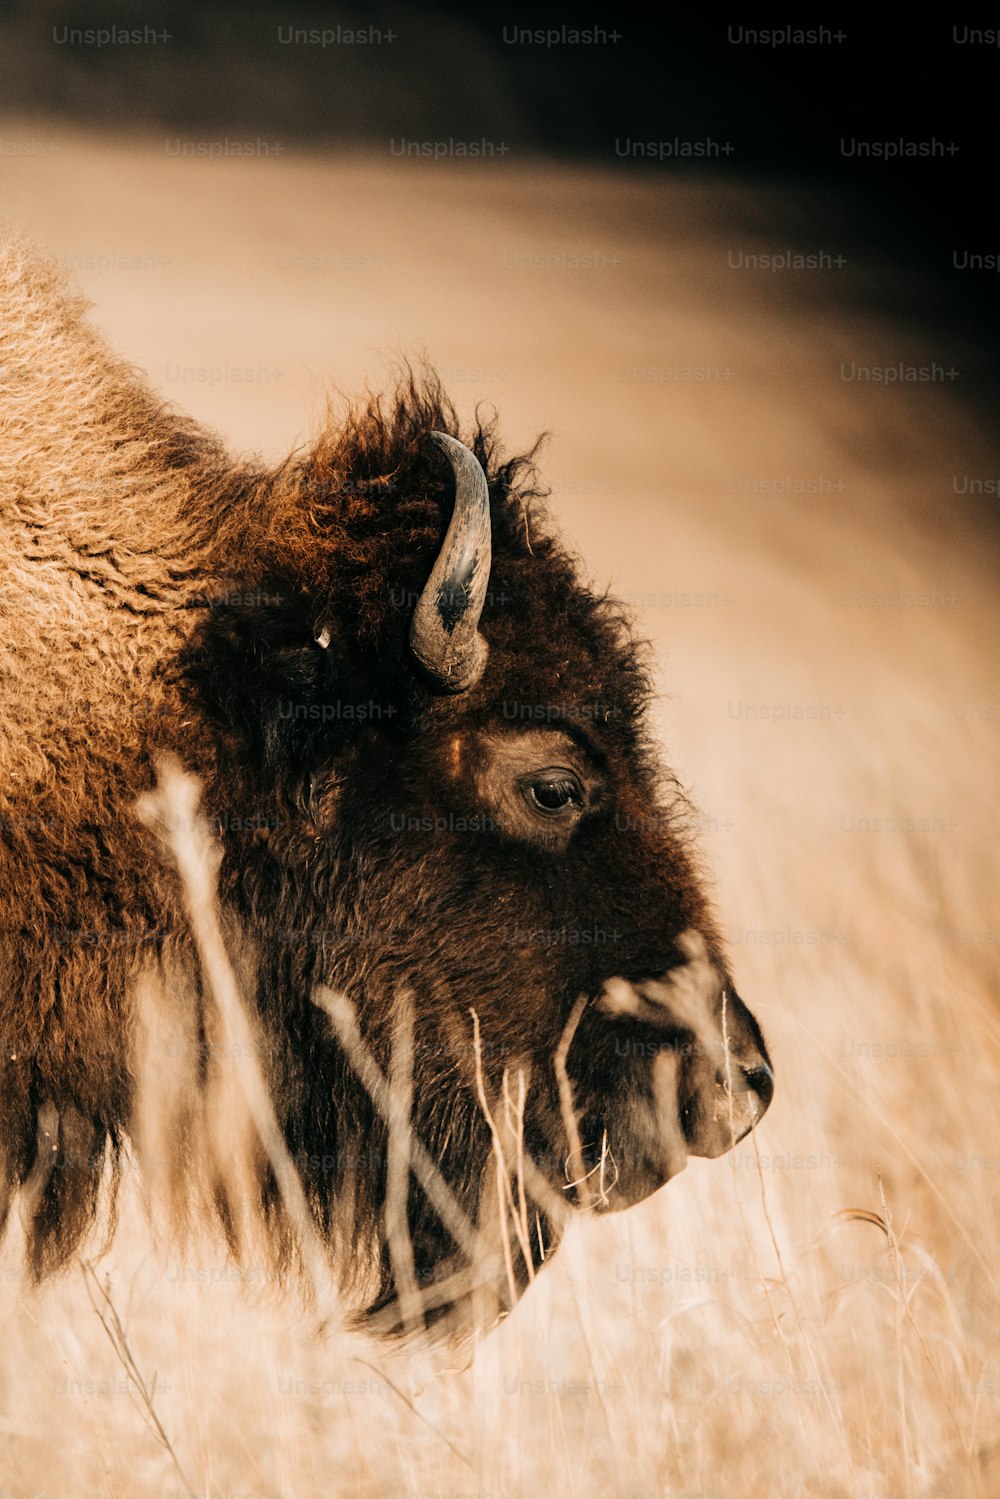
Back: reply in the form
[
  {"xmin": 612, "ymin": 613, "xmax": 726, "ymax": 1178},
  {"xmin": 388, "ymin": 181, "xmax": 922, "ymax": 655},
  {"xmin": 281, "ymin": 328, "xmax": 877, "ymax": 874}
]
[{"xmin": 185, "ymin": 380, "xmax": 773, "ymax": 1335}]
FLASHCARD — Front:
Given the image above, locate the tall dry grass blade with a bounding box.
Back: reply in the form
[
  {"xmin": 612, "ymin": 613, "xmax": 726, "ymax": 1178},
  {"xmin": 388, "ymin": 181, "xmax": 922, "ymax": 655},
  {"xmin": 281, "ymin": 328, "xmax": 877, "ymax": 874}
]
[
  {"xmin": 82, "ymin": 1260, "xmax": 196, "ymax": 1499},
  {"xmin": 129, "ymin": 958, "xmax": 201, "ymax": 1234},
  {"xmin": 136, "ymin": 756, "xmax": 334, "ymax": 1314},
  {"xmin": 874, "ymin": 1176, "xmax": 974, "ymax": 1470},
  {"xmin": 534, "ymin": 1210, "xmax": 546, "ymax": 1261},
  {"xmin": 350, "ymin": 1355, "xmax": 477, "ymax": 1473},
  {"xmin": 788, "ymin": 1004, "xmax": 997, "ymax": 1289},
  {"xmin": 312, "ymin": 985, "xmax": 479, "ymax": 1261},
  {"xmin": 510, "ymin": 1149, "xmax": 572, "ymax": 1236},
  {"xmin": 468, "ymin": 1009, "xmax": 526, "ymax": 1308},
  {"xmin": 384, "ymin": 988, "xmax": 424, "ymax": 1337},
  {"xmin": 501, "ymin": 1066, "xmax": 534, "ymax": 1282},
  {"xmin": 443, "ymin": 1001, "xmax": 570, "ymax": 1239},
  {"xmin": 874, "ymin": 1180, "xmax": 913, "ymax": 1479},
  {"xmin": 723, "ymin": 986, "xmax": 854, "ymax": 1466},
  {"xmin": 552, "ymin": 994, "xmax": 591, "ymax": 1211},
  {"xmin": 470, "ymin": 991, "xmax": 620, "ymax": 1454}
]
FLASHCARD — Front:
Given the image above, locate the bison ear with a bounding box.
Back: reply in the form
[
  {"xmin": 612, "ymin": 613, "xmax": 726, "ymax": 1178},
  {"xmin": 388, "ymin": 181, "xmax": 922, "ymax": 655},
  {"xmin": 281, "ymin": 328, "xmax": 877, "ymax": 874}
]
[{"xmin": 408, "ymin": 432, "xmax": 492, "ymax": 693}]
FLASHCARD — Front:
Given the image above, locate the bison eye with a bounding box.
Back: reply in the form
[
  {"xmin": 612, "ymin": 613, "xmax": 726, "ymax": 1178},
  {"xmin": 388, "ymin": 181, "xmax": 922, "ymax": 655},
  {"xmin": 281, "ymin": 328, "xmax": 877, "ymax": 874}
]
[{"xmin": 523, "ymin": 769, "xmax": 585, "ymax": 817}]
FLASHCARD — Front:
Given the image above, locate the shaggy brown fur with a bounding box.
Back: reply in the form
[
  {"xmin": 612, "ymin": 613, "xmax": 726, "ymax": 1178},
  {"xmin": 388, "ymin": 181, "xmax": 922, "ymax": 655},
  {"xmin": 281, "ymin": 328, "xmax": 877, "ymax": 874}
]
[{"xmin": 0, "ymin": 231, "xmax": 770, "ymax": 1328}]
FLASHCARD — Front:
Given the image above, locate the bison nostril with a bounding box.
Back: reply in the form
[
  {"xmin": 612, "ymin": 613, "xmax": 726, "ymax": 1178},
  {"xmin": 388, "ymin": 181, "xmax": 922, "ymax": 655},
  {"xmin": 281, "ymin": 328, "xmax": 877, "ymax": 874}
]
[
  {"xmin": 742, "ymin": 1063, "xmax": 774, "ymax": 1112},
  {"xmin": 714, "ymin": 1061, "xmax": 774, "ymax": 1110}
]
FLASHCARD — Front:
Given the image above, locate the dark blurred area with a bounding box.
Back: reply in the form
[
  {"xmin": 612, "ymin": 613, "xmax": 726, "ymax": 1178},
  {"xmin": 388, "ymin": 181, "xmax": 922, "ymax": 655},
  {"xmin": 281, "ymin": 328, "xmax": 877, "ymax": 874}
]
[{"xmin": 1, "ymin": 3, "xmax": 997, "ymax": 321}]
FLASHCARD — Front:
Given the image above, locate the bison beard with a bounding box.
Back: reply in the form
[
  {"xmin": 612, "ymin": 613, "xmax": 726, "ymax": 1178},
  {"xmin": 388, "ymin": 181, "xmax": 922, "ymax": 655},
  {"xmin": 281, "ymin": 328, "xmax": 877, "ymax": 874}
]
[{"xmin": 0, "ymin": 233, "xmax": 772, "ymax": 1337}]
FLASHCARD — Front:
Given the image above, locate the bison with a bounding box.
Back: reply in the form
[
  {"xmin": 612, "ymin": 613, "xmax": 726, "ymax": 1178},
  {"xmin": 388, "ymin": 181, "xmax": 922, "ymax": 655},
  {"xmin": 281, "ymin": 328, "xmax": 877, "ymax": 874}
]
[{"xmin": 0, "ymin": 232, "xmax": 772, "ymax": 1335}]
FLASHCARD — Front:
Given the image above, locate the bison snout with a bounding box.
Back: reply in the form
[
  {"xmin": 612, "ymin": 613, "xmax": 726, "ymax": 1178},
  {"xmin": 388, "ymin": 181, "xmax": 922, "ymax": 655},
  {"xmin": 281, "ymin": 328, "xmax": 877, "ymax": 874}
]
[
  {"xmin": 682, "ymin": 1056, "xmax": 774, "ymax": 1160},
  {"xmin": 588, "ymin": 931, "xmax": 774, "ymax": 1201}
]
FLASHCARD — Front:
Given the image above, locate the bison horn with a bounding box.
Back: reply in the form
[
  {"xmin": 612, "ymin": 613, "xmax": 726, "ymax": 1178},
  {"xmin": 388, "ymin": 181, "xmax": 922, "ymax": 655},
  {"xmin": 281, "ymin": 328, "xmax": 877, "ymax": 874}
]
[{"xmin": 409, "ymin": 431, "xmax": 492, "ymax": 692}]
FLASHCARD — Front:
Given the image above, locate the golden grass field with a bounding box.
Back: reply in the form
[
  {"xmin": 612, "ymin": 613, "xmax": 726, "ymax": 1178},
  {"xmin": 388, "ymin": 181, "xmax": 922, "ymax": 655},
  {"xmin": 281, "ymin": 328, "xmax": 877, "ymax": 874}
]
[{"xmin": 1, "ymin": 121, "xmax": 998, "ymax": 1498}]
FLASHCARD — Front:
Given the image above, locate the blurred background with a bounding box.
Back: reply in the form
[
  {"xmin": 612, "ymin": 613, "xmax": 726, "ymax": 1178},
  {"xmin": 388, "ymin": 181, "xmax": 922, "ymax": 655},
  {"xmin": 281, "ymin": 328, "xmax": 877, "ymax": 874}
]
[
  {"xmin": 1, "ymin": 4, "xmax": 997, "ymax": 285},
  {"xmin": 1, "ymin": 8, "xmax": 998, "ymax": 1499}
]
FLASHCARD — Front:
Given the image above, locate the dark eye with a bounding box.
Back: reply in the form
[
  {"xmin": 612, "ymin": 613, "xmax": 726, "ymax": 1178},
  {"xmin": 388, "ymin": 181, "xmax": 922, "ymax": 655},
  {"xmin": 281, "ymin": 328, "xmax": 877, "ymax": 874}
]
[{"xmin": 523, "ymin": 769, "xmax": 585, "ymax": 817}]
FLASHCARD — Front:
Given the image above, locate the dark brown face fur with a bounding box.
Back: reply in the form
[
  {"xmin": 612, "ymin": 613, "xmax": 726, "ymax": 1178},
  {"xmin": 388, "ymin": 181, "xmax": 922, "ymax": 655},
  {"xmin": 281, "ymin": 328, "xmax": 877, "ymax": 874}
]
[{"xmin": 178, "ymin": 383, "xmax": 773, "ymax": 1333}]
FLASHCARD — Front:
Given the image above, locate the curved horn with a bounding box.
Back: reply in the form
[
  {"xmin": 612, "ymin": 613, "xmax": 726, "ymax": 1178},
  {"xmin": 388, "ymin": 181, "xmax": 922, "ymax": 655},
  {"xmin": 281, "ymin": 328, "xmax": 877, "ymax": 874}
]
[{"xmin": 409, "ymin": 431, "xmax": 492, "ymax": 692}]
